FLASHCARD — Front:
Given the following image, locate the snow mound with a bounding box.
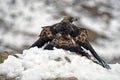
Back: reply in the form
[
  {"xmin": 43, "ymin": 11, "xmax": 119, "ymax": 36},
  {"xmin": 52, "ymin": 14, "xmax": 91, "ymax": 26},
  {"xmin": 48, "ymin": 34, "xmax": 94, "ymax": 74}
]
[{"xmin": 0, "ymin": 47, "xmax": 120, "ymax": 80}]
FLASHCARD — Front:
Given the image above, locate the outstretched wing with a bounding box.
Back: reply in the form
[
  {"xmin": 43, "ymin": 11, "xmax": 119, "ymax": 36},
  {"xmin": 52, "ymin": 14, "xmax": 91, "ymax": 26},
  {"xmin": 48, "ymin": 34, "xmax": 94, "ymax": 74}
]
[
  {"xmin": 29, "ymin": 26, "xmax": 53, "ymax": 48},
  {"xmin": 76, "ymin": 28, "xmax": 110, "ymax": 69}
]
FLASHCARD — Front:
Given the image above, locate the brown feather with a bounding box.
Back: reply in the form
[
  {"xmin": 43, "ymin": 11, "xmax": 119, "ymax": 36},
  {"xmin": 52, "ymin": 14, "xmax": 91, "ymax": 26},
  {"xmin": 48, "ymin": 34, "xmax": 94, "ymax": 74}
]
[
  {"xmin": 39, "ymin": 26, "xmax": 53, "ymax": 39},
  {"xmin": 75, "ymin": 28, "xmax": 88, "ymax": 42}
]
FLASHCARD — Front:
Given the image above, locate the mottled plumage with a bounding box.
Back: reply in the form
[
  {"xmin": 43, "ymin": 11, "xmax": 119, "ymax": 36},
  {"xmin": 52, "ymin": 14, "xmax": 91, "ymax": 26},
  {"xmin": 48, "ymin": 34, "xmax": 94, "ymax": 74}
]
[
  {"xmin": 75, "ymin": 28, "xmax": 110, "ymax": 69},
  {"xmin": 30, "ymin": 26, "xmax": 53, "ymax": 48},
  {"xmin": 29, "ymin": 16, "xmax": 110, "ymax": 69},
  {"xmin": 30, "ymin": 16, "xmax": 78, "ymax": 48}
]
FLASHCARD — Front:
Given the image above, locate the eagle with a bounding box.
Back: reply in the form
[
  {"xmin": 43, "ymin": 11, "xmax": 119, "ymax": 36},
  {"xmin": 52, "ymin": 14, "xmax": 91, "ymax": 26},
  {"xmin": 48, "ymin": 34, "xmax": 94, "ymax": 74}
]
[
  {"xmin": 29, "ymin": 16, "xmax": 110, "ymax": 69},
  {"xmin": 30, "ymin": 16, "xmax": 79, "ymax": 48}
]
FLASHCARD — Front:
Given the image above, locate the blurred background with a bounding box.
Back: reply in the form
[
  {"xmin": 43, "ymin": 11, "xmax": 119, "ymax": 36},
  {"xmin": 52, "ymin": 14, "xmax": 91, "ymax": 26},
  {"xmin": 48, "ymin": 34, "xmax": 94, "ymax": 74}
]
[{"xmin": 0, "ymin": 0, "xmax": 120, "ymax": 63}]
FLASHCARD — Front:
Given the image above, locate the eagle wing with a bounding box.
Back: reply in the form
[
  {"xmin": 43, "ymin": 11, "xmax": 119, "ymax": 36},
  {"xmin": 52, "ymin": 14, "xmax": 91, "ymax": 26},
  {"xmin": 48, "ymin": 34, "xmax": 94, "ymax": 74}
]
[
  {"xmin": 76, "ymin": 28, "xmax": 110, "ymax": 69},
  {"xmin": 29, "ymin": 26, "xmax": 53, "ymax": 48}
]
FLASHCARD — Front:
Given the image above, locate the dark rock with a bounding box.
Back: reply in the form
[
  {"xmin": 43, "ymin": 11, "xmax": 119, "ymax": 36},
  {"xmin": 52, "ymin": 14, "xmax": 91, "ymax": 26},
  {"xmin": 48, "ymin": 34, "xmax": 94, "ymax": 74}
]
[
  {"xmin": 54, "ymin": 57, "xmax": 62, "ymax": 61},
  {"xmin": 65, "ymin": 57, "xmax": 71, "ymax": 63}
]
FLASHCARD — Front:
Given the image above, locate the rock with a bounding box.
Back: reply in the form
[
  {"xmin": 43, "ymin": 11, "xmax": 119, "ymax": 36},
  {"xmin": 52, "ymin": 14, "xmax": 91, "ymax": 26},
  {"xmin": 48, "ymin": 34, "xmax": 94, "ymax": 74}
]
[
  {"xmin": 0, "ymin": 76, "xmax": 16, "ymax": 80},
  {"xmin": 54, "ymin": 57, "xmax": 62, "ymax": 61},
  {"xmin": 0, "ymin": 51, "xmax": 18, "ymax": 63},
  {"xmin": 64, "ymin": 57, "xmax": 71, "ymax": 63},
  {"xmin": 54, "ymin": 57, "xmax": 71, "ymax": 63}
]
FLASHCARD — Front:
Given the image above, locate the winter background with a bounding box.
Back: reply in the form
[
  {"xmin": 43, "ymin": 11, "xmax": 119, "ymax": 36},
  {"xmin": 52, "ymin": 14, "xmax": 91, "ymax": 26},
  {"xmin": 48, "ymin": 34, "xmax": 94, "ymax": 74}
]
[{"xmin": 0, "ymin": 0, "xmax": 120, "ymax": 80}]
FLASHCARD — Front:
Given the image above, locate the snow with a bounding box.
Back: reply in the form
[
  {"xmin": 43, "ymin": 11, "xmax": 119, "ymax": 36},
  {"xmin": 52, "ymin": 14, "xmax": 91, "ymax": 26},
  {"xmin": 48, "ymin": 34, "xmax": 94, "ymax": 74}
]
[
  {"xmin": 0, "ymin": 47, "xmax": 120, "ymax": 80},
  {"xmin": 0, "ymin": 0, "xmax": 120, "ymax": 63}
]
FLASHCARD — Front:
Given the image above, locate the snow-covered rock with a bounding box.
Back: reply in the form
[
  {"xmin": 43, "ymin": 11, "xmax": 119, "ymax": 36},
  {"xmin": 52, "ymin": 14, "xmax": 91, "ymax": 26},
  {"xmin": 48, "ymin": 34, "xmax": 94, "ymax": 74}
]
[{"xmin": 0, "ymin": 47, "xmax": 120, "ymax": 80}]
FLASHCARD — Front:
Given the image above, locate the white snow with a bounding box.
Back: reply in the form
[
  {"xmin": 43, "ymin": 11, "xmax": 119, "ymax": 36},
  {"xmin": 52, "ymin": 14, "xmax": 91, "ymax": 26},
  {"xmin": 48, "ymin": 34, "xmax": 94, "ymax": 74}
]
[
  {"xmin": 0, "ymin": 0, "xmax": 59, "ymax": 50},
  {"xmin": 0, "ymin": 47, "xmax": 120, "ymax": 80},
  {"xmin": 0, "ymin": 0, "xmax": 120, "ymax": 62}
]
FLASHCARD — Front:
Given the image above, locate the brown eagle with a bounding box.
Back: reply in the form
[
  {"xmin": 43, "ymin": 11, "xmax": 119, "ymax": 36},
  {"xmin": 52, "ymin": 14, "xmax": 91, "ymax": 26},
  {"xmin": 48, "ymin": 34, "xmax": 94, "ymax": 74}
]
[
  {"xmin": 29, "ymin": 16, "xmax": 110, "ymax": 69},
  {"xmin": 29, "ymin": 16, "xmax": 78, "ymax": 48}
]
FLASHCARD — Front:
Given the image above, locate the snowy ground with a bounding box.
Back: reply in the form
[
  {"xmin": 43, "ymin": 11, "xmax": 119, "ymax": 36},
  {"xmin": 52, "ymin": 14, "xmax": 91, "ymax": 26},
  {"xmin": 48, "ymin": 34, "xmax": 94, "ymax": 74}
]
[
  {"xmin": 0, "ymin": 47, "xmax": 120, "ymax": 80},
  {"xmin": 0, "ymin": 0, "xmax": 120, "ymax": 63}
]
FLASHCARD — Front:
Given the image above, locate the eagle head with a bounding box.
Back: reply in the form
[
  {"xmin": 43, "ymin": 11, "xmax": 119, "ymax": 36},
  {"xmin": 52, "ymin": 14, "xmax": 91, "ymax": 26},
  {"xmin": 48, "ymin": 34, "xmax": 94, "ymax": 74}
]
[{"xmin": 62, "ymin": 16, "xmax": 78, "ymax": 23}]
